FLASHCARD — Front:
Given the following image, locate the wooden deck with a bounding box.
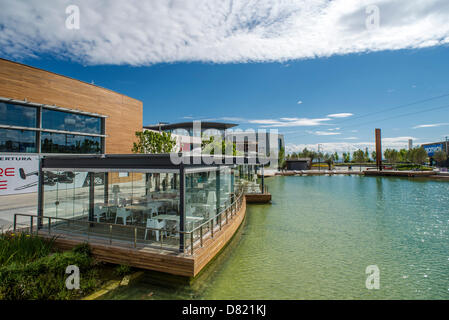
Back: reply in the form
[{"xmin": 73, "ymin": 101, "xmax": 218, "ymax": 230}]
[
  {"xmin": 245, "ymin": 193, "xmax": 271, "ymax": 203},
  {"xmin": 363, "ymin": 170, "xmax": 436, "ymax": 177},
  {"xmin": 40, "ymin": 197, "xmax": 247, "ymax": 278}
]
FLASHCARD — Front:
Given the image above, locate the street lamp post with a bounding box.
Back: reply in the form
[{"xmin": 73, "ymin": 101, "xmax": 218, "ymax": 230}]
[{"xmin": 318, "ymin": 144, "xmax": 322, "ymax": 173}]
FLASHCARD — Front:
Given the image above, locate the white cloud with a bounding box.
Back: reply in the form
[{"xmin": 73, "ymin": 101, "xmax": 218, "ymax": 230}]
[
  {"xmin": 249, "ymin": 117, "xmax": 331, "ymax": 127},
  {"xmin": 286, "ymin": 136, "xmax": 418, "ymax": 153},
  {"xmin": 413, "ymin": 123, "xmax": 449, "ymax": 129},
  {"xmin": 1, "ymin": 0, "xmax": 449, "ymax": 65},
  {"xmin": 327, "ymin": 113, "xmax": 354, "ymax": 118},
  {"xmin": 307, "ymin": 130, "xmax": 341, "ymax": 136},
  {"xmin": 343, "ymin": 137, "xmax": 358, "ymax": 140},
  {"xmin": 297, "ymin": 100, "xmax": 303, "ymax": 104}
]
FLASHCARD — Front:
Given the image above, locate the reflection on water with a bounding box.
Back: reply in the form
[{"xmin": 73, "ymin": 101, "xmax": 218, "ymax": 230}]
[{"xmin": 102, "ymin": 176, "xmax": 449, "ymax": 299}]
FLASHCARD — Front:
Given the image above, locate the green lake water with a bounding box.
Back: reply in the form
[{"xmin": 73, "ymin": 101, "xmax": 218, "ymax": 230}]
[{"xmin": 103, "ymin": 175, "xmax": 449, "ymax": 299}]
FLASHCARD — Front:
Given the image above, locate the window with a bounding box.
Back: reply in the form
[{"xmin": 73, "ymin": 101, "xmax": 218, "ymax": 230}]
[
  {"xmin": 0, "ymin": 103, "xmax": 37, "ymax": 128},
  {"xmin": 0, "ymin": 128, "xmax": 37, "ymax": 153},
  {"xmin": 41, "ymin": 132, "xmax": 101, "ymax": 154},
  {"xmin": 42, "ymin": 109, "xmax": 102, "ymax": 134}
]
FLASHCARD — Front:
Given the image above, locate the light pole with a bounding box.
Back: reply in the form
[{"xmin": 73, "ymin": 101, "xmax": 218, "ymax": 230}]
[{"xmin": 318, "ymin": 144, "xmax": 322, "ymax": 173}]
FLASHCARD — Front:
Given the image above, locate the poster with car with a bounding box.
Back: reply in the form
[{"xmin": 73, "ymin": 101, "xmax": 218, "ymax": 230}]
[{"xmin": 0, "ymin": 155, "xmax": 39, "ymax": 195}]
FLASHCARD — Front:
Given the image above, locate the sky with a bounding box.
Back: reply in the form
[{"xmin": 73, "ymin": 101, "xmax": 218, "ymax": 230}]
[{"xmin": 1, "ymin": 0, "xmax": 449, "ymax": 154}]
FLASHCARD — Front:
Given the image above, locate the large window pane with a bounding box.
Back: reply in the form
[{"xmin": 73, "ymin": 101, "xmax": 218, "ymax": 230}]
[
  {"xmin": 0, "ymin": 102, "xmax": 37, "ymax": 128},
  {"xmin": 42, "ymin": 109, "xmax": 102, "ymax": 134},
  {"xmin": 41, "ymin": 132, "xmax": 101, "ymax": 154},
  {"xmin": 0, "ymin": 128, "xmax": 36, "ymax": 153}
]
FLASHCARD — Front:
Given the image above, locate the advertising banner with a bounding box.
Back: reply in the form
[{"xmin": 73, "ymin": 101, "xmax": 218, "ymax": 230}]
[
  {"xmin": 423, "ymin": 143, "xmax": 443, "ymax": 157},
  {"xmin": 0, "ymin": 155, "xmax": 39, "ymax": 195}
]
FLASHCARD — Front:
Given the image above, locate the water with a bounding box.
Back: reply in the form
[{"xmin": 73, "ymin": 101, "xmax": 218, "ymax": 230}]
[{"xmin": 103, "ymin": 176, "xmax": 449, "ymax": 299}]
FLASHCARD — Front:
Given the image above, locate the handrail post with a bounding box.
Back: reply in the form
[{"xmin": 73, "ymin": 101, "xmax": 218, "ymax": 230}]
[
  {"xmin": 210, "ymin": 220, "xmax": 214, "ymax": 238},
  {"xmin": 109, "ymin": 224, "xmax": 112, "ymax": 245},
  {"xmin": 190, "ymin": 232, "xmax": 194, "ymax": 255},
  {"xmin": 200, "ymin": 225, "xmax": 203, "ymax": 247},
  {"xmin": 219, "ymin": 214, "xmax": 222, "ymax": 231},
  {"xmin": 30, "ymin": 216, "xmax": 33, "ymax": 234},
  {"xmin": 13, "ymin": 214, "xmax": 17, "ymax": 232},
  {"xmin": 134, "ymin": 227, "xmax": 137, "ymax": 248},
  {"xmin": 48, "ymin": 217, "xmax": 51, "ymax": 234}
]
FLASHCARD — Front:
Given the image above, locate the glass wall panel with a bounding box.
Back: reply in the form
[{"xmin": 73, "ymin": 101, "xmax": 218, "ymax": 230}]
[
  {"xmin": 41, "ymin": 132, "xmax": 101, "ymax": 154},
  {"xmin": 43, "ymin": 170, "xmax": 80, "ymax": 219},
  {"xmin": 42, "ymin": 109, "xmax": 102, "ymax": 134},
  {"xmin": 185, "ymin": 169, "xmax": 218, "ymax": 232},
  {"xmin": 0, "ymin": 129, "xmax": 37, "ymax": 153},
  {"xmin": 0, "ymin": 102, "xmax": 37, "ymax": 128}
]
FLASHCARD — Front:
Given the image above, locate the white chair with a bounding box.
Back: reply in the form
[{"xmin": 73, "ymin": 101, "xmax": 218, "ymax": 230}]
[
  {"xmin": 93, "ymin": 204, "xmax": 107, "ymax": 222},
  {"xmin": 144, "ymin": 218, "xmax": 167, "ymax": 241},
  {"xmin": 115, "ymin": 207, "xmax": 133, "ymax": 225}
]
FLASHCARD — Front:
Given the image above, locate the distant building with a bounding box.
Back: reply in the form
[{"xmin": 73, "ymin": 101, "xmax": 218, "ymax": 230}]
[
  {"xmin": 143, "ymin": 121, "xmax": 237, "ymax": 152},
  {"xmin": 286, "ymin": 158, "xmax": 311, "ymax": 171},
  {"xmin": 408, "ymin": 139, "xmax": 413, "ymax": 150},
  {"xmin": 421, "ymin": 140, "xmax": 449, "ymax": 166}
]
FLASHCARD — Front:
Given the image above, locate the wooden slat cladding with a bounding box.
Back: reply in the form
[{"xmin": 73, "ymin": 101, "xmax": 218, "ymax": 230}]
[{"xmin": 0, "ymin": 59, "xmax": 143, "ymax": 154}]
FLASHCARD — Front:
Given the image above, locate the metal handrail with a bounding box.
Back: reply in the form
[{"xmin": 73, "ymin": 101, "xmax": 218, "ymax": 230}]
[
  {"xmin": 12, "ymin": 190, "xmax": 246, "ymax": 255},
  {"xmin": 188, "ymin": 191, "xmax": 244, "ymax": 234}
]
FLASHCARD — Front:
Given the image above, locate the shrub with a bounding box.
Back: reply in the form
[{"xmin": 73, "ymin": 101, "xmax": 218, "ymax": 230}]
[
  {"xmin": 114, "ymin": 264, "xmax": 132, "ymax": 277},
  {"xmin": 0, "ymin": 240, "xmax": 99, "ymax": 300}
]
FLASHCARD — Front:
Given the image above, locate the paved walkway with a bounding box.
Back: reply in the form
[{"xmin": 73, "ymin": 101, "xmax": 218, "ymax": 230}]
[{"xmin": 0, "ymin": 192, "xmax": 38, "ymax": 230}]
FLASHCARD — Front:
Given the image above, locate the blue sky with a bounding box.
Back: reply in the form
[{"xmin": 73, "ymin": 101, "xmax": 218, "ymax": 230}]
[
  {"xmin": 15, "ymin": 46, "xmax": 449, "ymax": 153},
  {"xmin": 2, "ymin": 0, "xmax": 449, "ymax": 154}
]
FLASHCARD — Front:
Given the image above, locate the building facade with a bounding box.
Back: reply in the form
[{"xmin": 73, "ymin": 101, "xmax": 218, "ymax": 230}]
[
  {"xmin": 0, "ymin": 58, "xmax": 142, "ymax": 155},
  {"xmin": 0, "ymin": 59, "xmax": 142, "ymax": 195}
]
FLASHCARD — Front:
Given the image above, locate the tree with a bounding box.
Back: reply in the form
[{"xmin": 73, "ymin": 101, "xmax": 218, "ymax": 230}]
[
  {"xmin": 278, "ymin": 147, "xmax": 286, "ymax": 170},
  {"xmin": 202, "ymin": 136, "xmax": 237, "ymax": 156},
  {"xmin": 399, "ymin": 149, "xmax": 408, "ymax": 163},
  {"xmin": 132, "ymin": 130, "xmax": 177, "ymax": 154},
  {"xmin": 433, "ymin": 150, "xmax": 448, "ymax": 166},
  {"xmin": 408, "ymin": 146, "xmax": 428, "ymax": 165},
  {"xmin": 342, "ymin": 152, "xmax": 350, "ymax": 163},
  {"xmin": 384, "ymin": 148, "xmax": 399, "ymax": 164},
  {"xmin": 323, "ymin": 153, "xmax": 335, "ymax": 170},
  {"xmin": 333, "ymin": 152, "xmax": 339, "ymax": 162},
  {"xmin": 352, "ymin": 149, "xmax": 365, "ymax": 171},
  {"xmin": 364, "ymin": 147, "xmax": 370, "ymax": 162},
  {"xmin": 371, "ymin": 151, "xmax": 376, "ymax": 162}
]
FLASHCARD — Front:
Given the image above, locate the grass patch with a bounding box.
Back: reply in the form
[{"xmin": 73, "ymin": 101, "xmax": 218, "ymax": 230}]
[
  {"xmin": 395, "ymin": 164, "xmax": 433, "ymax": 171},
  {"xmin": 0, "ymin": 233, "xmax": 108, "ymax": 300}
]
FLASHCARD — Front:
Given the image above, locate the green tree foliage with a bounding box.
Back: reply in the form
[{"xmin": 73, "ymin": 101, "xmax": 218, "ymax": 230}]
[
  {"xmin": 342, "ymin": 152, "xmax": 350, "ymax": 163},
  {"xmin": 371, "ymin": 151, "xmax": 376, "ymax": 162},
  {"xmin": 352, "ymin": 149, "xmax": 365, "ymax": 171},
  {"xmin": 201, "ymin": 136, "xmax": 237, "ymax": 156},
  {"xmin": 433, "ymin": 150, "xmax": 447, "ymax": 166},
  {"xmin": 132, "ymin": 131, "xmax": 177, "ymax": 154},
  {"xmin": 408, "ymin": 146, "xmax": 428, "ymax": 165},
  {"xmin": 323, "ymin": 153, "xmax": 335, "ymax": 170},
  {"xmin": 384, "ymin": 148, "xmax": 400, "ymax": 163},
  {"xmin": 333, "ymin": 152, "xmax": 339, "ymax": 162},
  {"xmin": 278, "ymin": 146, "xmax": 286, "ymax": 169}
]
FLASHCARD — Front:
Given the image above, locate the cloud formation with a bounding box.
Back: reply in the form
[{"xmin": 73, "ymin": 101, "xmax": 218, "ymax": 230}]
[
  {"xmin": 286, "ymin": 136, "xmax": 417, "ymax": 153},
  {"xmin": 413, "ymin": 123, "xmax": 449, "ymax": 129},
  {"xmin": 1, "ymin": 0, "xmax": 449, "ymax": 65}
]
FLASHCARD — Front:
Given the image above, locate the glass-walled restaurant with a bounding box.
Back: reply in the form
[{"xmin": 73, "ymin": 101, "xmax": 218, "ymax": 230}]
[{"xmin": 38, "ymin": 154, "xmax": 259, "ymax": 252}]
